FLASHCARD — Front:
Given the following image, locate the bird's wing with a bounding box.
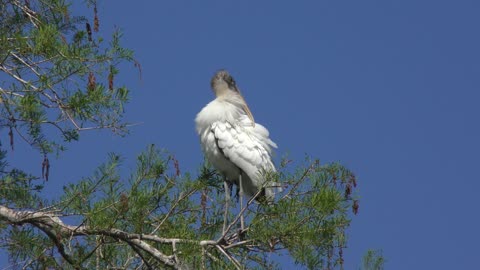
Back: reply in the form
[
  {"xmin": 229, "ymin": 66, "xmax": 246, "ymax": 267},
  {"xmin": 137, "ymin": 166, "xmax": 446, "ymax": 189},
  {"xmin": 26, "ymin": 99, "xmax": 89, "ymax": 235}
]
[{"xmin": 211, "ymin": 120, "xmax": 276, "ymax": 189}]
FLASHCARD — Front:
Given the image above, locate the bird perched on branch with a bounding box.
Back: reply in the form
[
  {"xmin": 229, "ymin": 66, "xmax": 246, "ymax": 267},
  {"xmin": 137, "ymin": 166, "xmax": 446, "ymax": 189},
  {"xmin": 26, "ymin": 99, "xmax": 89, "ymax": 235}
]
[{"xmin": 195, "ymin": 70, "xmax": 280, "ymax": 222}]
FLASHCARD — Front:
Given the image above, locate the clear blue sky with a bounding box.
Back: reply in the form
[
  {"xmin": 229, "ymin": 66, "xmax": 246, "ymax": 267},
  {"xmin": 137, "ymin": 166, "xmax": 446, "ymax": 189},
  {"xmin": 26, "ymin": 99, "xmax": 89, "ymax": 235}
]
[{"xmin": 4, "ymin": 0, "xmax": 480, "ymax": 269}]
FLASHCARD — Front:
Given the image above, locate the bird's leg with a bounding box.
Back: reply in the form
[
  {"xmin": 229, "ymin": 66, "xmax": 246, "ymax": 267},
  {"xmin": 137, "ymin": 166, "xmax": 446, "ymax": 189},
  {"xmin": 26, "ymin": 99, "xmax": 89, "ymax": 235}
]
[
  {"xmin": 223, "ymin": 179, "xmax": 230, "ymax": 235},
  {"xmin": 239, "ymin": 173, "xmax": 245, "ymax": 231}
]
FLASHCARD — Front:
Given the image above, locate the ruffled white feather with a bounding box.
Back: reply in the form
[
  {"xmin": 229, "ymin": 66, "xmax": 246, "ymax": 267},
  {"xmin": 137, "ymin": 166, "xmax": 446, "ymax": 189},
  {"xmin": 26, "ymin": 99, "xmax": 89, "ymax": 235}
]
[{"xmin": 195, "ymin": 92, "xmax": 279, "ymax": 201}]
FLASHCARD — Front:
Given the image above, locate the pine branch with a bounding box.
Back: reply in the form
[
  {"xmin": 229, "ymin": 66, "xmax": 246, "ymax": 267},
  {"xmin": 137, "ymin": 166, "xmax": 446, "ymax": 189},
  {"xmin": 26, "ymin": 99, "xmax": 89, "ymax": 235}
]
[
  {"xmin": 0, "ymin": 204, "xmax": 259, "ymax": 269},
  {"xmin": 0, "ymin": 205, "xmax": 177, "ymax": 268}
]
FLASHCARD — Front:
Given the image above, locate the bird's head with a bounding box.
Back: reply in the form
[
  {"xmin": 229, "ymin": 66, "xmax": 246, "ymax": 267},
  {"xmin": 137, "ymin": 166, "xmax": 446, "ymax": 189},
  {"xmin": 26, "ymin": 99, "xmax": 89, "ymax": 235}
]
[
  {"xmin": 210, "ymin": 69, "xmax": 239, "ymax": 97},
  {"xmin": 210, "ymin": 69, "xmax": 255, "ymax": 125}
]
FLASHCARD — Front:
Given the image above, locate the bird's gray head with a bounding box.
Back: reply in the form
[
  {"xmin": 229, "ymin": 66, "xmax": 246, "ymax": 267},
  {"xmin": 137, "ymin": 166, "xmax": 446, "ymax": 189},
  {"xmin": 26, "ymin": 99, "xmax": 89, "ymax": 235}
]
[
  {"xmin": 209, "ymin": 69, "xmax": 256, "ymax": 124},
  {"xmin": 211, "ymin": 69, "xmax": 238, "ymax": 96}
]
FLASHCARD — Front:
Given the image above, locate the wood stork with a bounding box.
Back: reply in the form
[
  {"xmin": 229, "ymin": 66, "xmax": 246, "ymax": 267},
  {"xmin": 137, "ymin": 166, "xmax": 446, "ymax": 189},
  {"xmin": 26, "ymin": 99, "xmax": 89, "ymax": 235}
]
[{"xmin": 195, "ymin": 70, "xmax": 279, "ymax": 231}]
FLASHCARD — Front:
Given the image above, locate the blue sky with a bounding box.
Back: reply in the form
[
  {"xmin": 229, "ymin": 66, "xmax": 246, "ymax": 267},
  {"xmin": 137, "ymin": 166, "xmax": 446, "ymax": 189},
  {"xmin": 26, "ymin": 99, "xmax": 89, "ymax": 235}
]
[{"xmin": 4, "ymin": 0, "xmax": 480, "ymax": 269}]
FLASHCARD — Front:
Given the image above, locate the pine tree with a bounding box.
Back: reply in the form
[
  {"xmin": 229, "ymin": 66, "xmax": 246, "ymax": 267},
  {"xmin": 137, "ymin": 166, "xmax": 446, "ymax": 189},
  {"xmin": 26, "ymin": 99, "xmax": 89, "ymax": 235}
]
[{"xmin": 0, "ymin": 1, "xmax": 374, "ymax": 269}]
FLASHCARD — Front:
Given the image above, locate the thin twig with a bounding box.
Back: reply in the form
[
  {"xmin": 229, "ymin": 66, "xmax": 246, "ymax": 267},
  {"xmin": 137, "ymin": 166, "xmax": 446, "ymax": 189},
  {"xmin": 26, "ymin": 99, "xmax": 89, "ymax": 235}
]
[
  {"xmin": 215, "ymin": 245, "xmax": 242, "ymax": 270},
  {"xmin": 224, "ymin": 239, "xmax": 254, "ymax": 250},
  {"xmin": 281, "ymin": 161, "xmax": 317, "ymax": 200},
  {"xmin": 152, "ymin": 188, "xmax": 197, "ymax": 234}
]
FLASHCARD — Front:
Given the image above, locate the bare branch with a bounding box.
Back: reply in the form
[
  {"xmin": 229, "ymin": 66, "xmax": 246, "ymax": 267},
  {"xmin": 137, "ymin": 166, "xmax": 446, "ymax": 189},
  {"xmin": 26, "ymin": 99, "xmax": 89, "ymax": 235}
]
[
  {"xmin": 215, "ymin": 245, "xmax": 242, "ymax": 270},
  {"xmin": 11, "ymin": 0, "xmax": 42, "ymax": 28},
  {"xmin": 0, "ymin": 205, "xmax": 177, "ymax": 268},
  {"xmin": 0, "ymin": 204, "xmax": 261, "ymax": 269}
]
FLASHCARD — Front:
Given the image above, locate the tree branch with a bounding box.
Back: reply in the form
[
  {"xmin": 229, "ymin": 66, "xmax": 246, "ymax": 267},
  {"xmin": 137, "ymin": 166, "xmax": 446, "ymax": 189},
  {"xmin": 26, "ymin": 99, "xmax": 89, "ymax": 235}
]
[
  {"xmin": 0, "ymin": 205, "xmax": 256, "ymax": 269},
  {"xmin": 0, "ymin": 205, "xmax": 177, "ymax": 268}
]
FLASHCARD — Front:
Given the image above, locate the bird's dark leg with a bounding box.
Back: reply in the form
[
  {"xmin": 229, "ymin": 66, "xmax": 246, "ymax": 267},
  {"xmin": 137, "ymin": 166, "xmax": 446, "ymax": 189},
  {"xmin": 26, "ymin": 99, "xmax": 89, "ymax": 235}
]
[
  {"xmin": 223, "ymin": 179, "xmax": 230, "ymax": 235},
  {"xmin": 239, "ymin": 173, "xmax": 245, "ymax": 231}
]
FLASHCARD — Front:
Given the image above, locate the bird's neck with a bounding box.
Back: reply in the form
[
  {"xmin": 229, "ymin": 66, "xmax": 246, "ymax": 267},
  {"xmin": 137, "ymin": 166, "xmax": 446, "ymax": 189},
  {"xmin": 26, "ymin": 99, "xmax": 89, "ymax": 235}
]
[
  {"xmin": 213, "ymin": 86, "xmax": 231, "ymax": 98},
  {"xmin": 216, "ymin": 91, "xmax": 242, "ymax": 104}
]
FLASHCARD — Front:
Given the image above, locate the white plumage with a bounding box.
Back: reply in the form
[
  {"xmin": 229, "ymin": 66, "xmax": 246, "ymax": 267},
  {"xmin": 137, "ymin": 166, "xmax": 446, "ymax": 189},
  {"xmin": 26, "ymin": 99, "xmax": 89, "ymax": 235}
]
[{"xmin": 195, "ymin": 70, "xmax": 279, "ymax": 202}]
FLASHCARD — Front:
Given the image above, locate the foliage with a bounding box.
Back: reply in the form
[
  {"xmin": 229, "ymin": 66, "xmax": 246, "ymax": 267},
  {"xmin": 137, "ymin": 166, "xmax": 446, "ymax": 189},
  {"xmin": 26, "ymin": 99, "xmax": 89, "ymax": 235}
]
[
  {"xmin": 0, "ymin": 1, "xmax": 371, "ymax": 269},
  {"xmin": 0, "ymin": 0, "xmax": 134, "ymax": 156},
  {"xmin": 360, "ymin": 250, "xmax": 385, "ymax": 270},
  {"xmin": 1, "ymin": 145, "xmax": 360, "ymax": 269}
]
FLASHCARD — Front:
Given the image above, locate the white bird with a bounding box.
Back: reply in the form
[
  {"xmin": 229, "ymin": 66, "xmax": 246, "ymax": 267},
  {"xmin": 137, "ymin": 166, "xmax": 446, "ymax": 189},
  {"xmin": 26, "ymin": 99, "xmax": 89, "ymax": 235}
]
[{"xmin": 195, "ymin": 70, "xmax": 279, "ymax": 231}]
